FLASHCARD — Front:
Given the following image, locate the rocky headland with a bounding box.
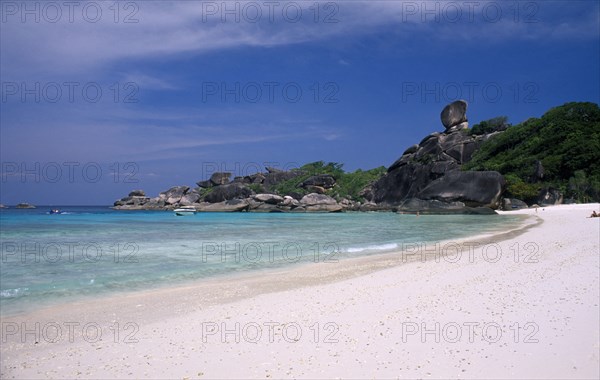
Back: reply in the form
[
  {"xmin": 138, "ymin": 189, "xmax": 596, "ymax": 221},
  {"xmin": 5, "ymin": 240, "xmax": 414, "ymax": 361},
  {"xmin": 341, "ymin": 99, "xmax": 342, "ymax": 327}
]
[
  {"xmin": 114, "ymin": 101, "xmax": 575, "ymax": 214},
  {"xmin": 363, "ymin": 100, "xmax": 507, "ymax": 213}
]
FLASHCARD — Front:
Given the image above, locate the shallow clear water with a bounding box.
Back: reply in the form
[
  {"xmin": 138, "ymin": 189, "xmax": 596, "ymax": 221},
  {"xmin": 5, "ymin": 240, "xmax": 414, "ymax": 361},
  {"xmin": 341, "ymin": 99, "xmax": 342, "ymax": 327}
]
[{"xmin": 0, "ymin": 206, "xmax": 526, "ymax": 315}]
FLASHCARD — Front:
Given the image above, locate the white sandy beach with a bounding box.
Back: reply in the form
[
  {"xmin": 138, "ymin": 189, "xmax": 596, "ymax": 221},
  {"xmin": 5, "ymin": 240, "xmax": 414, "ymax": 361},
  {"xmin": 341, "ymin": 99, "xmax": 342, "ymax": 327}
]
[{"xmin": 1, "ymin": 203, "xmax": 599, "ymax": 379}]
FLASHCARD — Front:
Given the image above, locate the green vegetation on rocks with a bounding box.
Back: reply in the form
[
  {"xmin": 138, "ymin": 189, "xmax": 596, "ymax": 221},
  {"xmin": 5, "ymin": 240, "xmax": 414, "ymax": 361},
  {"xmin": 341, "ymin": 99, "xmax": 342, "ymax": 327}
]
[
  {"xmin": 272, "ymin": 161, "xmax": 386, "ymax": 201},
  {"xmin": 465, "ymin": 102, "xmax": 600, "ymax": 203}
]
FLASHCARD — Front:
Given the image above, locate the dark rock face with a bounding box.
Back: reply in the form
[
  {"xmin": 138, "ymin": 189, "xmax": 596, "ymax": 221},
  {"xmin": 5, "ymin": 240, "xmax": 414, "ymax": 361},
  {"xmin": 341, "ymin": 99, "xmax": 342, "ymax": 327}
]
[
  {"xmin": 287, "ymin": 191, "xmax": 304, "ymax": 200},
  {"xmin": 128, "ymin": 190, "xmax": 146, "ymax": 197},
  {"xmin": 253, "ymin": 194, "xmax": 284, "ymax": 204},
  {"xmin": 440, "ymin": 100, "xmax": 467, "ymax": 129},
  {"xmin": 204, "ymin": 183, "xmax": 252, "ymax": 203},
  {"xmin": 196, "ymin": 180, "xmax": 212, "ymax": 188},
  {"xmin": 417, "ymin": 171, "xmax": 505, "ymax": 208},
  {"xmin": 249, "ymin": 202, "xmax": 282, "ymax": 212},
  {"xmin": 210, "ymin": 172, "xmax": 231, "ymax": 186},
  {"xmin": 160, "ymin": 186, "xmax": 190, "ymax": 205},
  {"xmin": 441, "ymin": 100, "xmax": 468, "ymax": 130},
  {"xmin": 247, "ymin": 173, "xmax": 266, "ymax": 184},
  {"xmin": 300, "ymin": 174, "xmax": 336, "ymax": 189},
  {"xmin": 373, "ymin": 129, "xmax": 494, "ymax": 205},
  {"xmin": 179, "ymin": 193, "xmax": 201, "ymax": 205},
  {"xmin": 114, "ymin": 195, "xmax": 150, "ymax": 207},
  {"xmin": 538, "ymin": 187, "xmax": 563, "ymax": 206},
  {"xmin": 403, "ymin": 144, "xmax": 419, "ymax": 155},
  {"xmin": 533, "ymin": 160, "xmax": 544, "ymax": 182},
  {"xmin": 502, "ymin": 198, "xmax": 528, "ymax": 210},
  {"xmin": 372, "ymin": 162, "xmax": 437, "ymax": 204},
  {"xmin": 370, "ymin": 101, "xmax": 507, "ymax": 212}
]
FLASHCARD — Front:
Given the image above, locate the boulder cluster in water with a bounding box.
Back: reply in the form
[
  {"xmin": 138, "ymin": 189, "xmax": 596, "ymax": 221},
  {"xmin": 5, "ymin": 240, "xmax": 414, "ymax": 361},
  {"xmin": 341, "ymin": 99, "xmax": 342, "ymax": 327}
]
[
  {"xmin": 113, "ymin": 100, "xmax": 565, "ymax": 213},
  {"xmin": 114, "ymin": 168, "xmax": 351, "ymax": 212}
]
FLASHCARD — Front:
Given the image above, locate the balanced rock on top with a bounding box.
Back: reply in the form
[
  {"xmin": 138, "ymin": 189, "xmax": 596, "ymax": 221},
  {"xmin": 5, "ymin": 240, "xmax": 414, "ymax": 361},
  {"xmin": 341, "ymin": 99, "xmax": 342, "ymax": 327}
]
[{"xmin": 441, "ymin": 100, "xmax": 468, "ymax": 132}]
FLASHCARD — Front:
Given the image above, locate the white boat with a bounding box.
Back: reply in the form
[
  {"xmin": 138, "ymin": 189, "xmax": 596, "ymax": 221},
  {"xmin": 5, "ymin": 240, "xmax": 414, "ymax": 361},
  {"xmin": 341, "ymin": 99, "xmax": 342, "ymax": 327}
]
[{"xmin": 173, "ymin": 206, "xmax": 196, "ymax": 216}]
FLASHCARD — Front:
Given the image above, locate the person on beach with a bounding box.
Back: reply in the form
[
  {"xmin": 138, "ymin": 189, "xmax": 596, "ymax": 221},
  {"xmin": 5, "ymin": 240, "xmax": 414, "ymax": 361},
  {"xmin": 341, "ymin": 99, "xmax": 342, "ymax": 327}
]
[{"xmin": 590, "ymin": 211, "xmax": 599, "ymax": 218}]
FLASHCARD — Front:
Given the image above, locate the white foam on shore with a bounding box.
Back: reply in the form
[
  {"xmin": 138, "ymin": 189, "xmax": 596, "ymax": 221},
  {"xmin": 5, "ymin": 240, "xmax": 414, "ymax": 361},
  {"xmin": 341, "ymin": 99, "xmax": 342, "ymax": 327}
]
[
  {"xmin": 345, "ymin": 243, "xmax": 399, "ymax": 253},
  {"xmin": 0, "ymin": 287, "xmax": 29, "ymax": 299}
]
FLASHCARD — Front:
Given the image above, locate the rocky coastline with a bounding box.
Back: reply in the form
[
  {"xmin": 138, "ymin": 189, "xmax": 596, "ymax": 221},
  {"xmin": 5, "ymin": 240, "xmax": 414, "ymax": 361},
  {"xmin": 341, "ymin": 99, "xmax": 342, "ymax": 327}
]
[{"xmin": 113, "ymin": 101, "xmax": 564, "ymax": 214}]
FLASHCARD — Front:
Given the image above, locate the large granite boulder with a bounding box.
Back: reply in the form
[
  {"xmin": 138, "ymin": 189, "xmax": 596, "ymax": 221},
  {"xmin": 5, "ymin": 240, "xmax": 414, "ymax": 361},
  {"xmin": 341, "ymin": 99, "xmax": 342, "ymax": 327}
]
[
  {"xmin": 262, "ymin": 170, "xmax": 301, "ymax": 189},
  {"xmin": 281, "ymin": 195, "xmax": 300, "ymax": 207},
  {"xmin": 441, "ymin": 100, "xmax": 468, "ymax": 130},
  {"xmin": 372, "ymin": 162, "xmax": 440, "ymax": 204},
  {"xmin": 304, "ymin": 204, "xmax": 343, "ymax": 212},
  {"xmin": 387, "ymin": 130, "xmax": 484, "ymax": 174},
  {"xmin": 196, "ymin": 199, "xmax": 249, "ymax": 212},
  {"xmin": 502, "ymin": 198, "xmax": 528, "ymax": 211},
  {"xmin": 160, "ymin": 186, "xmax": 190, "ymax": 205},
  {"xmin": 299, "ymin": 193, "xmax": 342, "ymax": 212},
  {"xmin": 248, "ymin": 201, "xmax": 284, "ymax": 212},
  {"xmin": 247, "ymin": 173, "xmax": 266, "ymax": 184},
  {"xmin": 300, "ymin": 193, "xmax": 338, "ymax": 206},
  {"xmin": 143, "ymin": 197, "xmax": 166, "ymax": 209},
  {"xmin": 118, "ymin": 196, "xmax": 150, "ymax": 206},
  {"xmin": 417, "ymin": 171, "xmax": 506, "ymax": 208},
  {"xmin": 253, "ymin": 193, "xmax": 284, "ymax": 204},
  {"xmin": 128, "ymin": 190, "xmax": 146, "ymax": 197},
  {"xmin": 179, "ymin": 193, "xmax": 201, "ymax": 206},
  {"xmin": 210, "ymin": 172, "xmax": 231, "ymax": 186},
  {"xmin": 300, "ymin": 174, "xmax": 336, "ymax": 189},
  {"xmin": 204, "ymin": 183, "xmax": 252, "ymax": 203}
]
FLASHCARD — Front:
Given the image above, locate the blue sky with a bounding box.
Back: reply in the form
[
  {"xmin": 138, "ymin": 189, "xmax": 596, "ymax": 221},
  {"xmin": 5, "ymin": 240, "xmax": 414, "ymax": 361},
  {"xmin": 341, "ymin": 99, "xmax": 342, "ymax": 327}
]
[{"xmin": 1, "ymin": 0, "xmax": 599, "ymax": 205}]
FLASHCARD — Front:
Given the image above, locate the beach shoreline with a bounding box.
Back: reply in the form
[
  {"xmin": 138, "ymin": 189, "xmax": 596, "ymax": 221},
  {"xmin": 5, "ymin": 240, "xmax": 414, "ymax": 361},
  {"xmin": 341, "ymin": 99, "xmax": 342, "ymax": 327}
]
[
  {"xmin": 1, "ymin": 203, "xmax": 599, "ymax": 379},
  {"xmin": 1, "ymin": 211, "xmax": 537, "ymax": 321}
]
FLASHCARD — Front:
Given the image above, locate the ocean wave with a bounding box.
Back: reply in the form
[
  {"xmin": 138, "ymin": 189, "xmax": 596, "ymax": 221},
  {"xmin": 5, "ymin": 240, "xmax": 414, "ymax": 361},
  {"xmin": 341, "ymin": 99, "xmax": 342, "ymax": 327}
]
[
  {"xmin": 0, "ymin": 287, "xmax": 30, "ymax": 299},
  {"xmin": 345, "ymin": 243, "xmax": 398, "ymax": 253}
]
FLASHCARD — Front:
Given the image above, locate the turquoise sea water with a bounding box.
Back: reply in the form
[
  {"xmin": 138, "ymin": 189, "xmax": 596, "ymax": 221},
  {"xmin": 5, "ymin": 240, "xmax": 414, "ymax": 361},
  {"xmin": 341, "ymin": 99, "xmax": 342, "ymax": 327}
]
[{"xmin": 0, "ymin": 206, "xmax": 526, "ymax": 315}]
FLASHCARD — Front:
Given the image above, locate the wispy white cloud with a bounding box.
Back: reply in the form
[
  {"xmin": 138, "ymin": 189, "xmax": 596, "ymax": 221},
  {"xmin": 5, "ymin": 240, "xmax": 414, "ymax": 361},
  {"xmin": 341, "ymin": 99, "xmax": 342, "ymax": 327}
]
[
  {"xmin": 2, "ymin": 1, "xmax": 597, "ymax": 80},
  {"xmin": 0, "ymin": 101, "xmax": 343, "ymax": 163},
  {"xmin": 120, "ymin": 72, "xmax": 179, "ymax": 91}
]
